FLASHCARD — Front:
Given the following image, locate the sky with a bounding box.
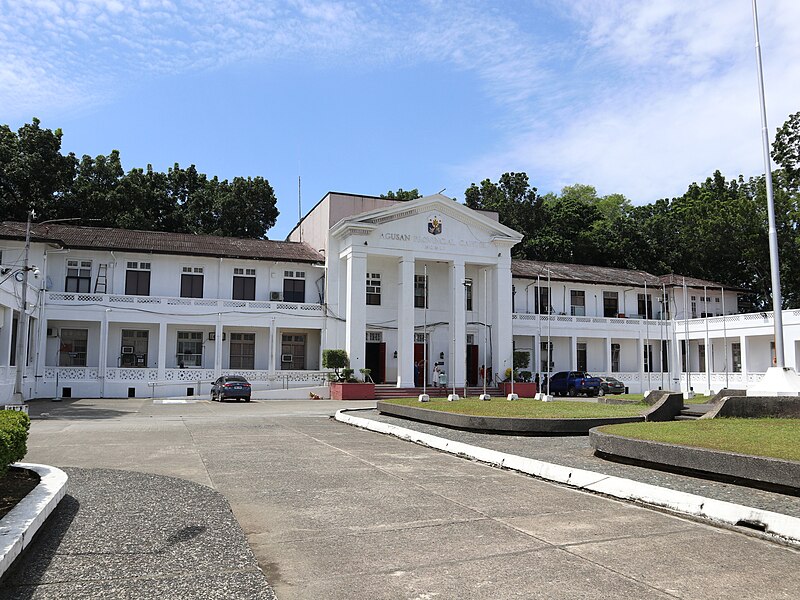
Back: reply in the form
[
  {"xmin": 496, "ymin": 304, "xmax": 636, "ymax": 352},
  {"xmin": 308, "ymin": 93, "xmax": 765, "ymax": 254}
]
[{"xmin": 2, "ymin": 0, "xmax": 800, "ymax": 240}]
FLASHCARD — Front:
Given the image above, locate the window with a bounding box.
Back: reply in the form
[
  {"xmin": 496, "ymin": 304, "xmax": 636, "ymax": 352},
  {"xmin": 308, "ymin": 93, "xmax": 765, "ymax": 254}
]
[
  {"xmin": 233, "ymin": 268, "xmax": 256, "ymax": 301},
  {"xmin": 230, "ymin": 332, "xmax": 255, "ymax": 370},
  {"xmin": 570, "ymin": 290, "xmax": 585, "ymax": 316},
  {"xmin": 536, "ymin": 286, "xmax": 551, "ymax": 314},
  {"xmin": 603, "ymin": 291, "xmax": 619, "ymax": 317},
  {"xmin": 65, "ymin": 260, "xmax": 92, "ymax": 293},
  {"xmin": 59, "ymin": 329, "xmax": 88, "ymax": 366},
  {"xmin": 611, "ymin": 343, "xmax": 620, "ymax": 372},
  {"xmin": 281, "ymin": 334, "xmax": 305, "ymax": 370},
  {"xmin": 698, "ymin": 344, "xmax": 706, "ymax": 372},
  {"xmin": 643, "ymin": 344, "xmax": 653, "ymax": 372},
  {"xmin": 283, "ymin": 270, "xmax": 305, "ymax": 303},
  {"xmin": 540, "ymin": 341, "xmax": 553, "ymax": 373},
  {"xmin": 176, "ymin": 331, "xmax": 203, "ymax": 367},
  {"xmin": 180, "ymin": 267, "xmax": 204, "ymax": 298},
  {"xmin": 366, "ymin": 273, "xmax": 381, "ymax": 305},
  {"xmin": 690, "ymin": 296, "xmax": 697, "ymax": 318},
  {"xmin": 120, "ymin": 330, "xmax": 148, "ymax": 367},
  {"xmin": 125, "ymin": 262, "xmax": 151, "ymax": 296},
  {"xmin": 366, "ymin": 331, "xmax": 382, "ymax": 342},
  {"xmin": 465, "ymin": 278, "xmax": 473, "ymax": 311},
  {"xmin": 732, "ymin": 342, "xmax": 742, "ymax": 372},
  {"xmin": 576, "ymin": 342, "xmax": 587, "ymax": 372},
  {"xmin": 637, "ymin": 293, "xmax": 652, "ymax": 319},
  {"xmin": 414, "ymin": 274, "xmax": 428, "ymax": 308}
]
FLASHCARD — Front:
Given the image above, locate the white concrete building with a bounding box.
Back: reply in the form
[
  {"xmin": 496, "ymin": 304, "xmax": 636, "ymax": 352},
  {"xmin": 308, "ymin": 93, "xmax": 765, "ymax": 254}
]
[{"xmin": 2, "ymin": 192, "xmax": 799, "ymax": 401}]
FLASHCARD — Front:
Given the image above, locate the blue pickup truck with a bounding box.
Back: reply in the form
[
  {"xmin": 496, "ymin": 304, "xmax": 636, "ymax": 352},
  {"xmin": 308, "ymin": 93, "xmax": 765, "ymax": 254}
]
[{"xmin": 546, "ymin": 371, "xmax": 601, "ymax": 397}]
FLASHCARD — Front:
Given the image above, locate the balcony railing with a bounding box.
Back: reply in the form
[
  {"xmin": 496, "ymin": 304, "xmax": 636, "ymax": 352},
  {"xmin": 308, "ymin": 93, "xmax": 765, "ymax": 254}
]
[
  {"xmin": 46, "ymin": 292, "xmax": 324, "ymax": 315},
  {"xmin": 41, "ymin": 366, "xmax": 330, "ymax": 385},
  {"xmin": 513, "ymin": 313, "xmax": 663, "ymax": 327}
]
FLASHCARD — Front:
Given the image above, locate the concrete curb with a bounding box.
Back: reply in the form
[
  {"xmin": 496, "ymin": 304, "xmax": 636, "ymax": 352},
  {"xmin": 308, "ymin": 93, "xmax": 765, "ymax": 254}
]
[
  {"xmin": 0, "ymin": 463, "xmax": 68, "ymax": 579},
  {"xmin": 376, "ymin": 401, "xmax": 643, "ymax": 434},
  {"xmin": 589, "ymin": 429, "xmax": 800, "ymax": 490},
  {"xmin": 335, "ymin": 408, "xmax": 800, "ymax": 546}
]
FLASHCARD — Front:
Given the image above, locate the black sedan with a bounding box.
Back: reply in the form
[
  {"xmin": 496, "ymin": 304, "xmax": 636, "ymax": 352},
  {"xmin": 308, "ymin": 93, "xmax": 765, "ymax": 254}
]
[
  {"xmin": 211, "ymin": 375, "xmax": 252, "ymax": 402},
  {"xmin": 598, "ymin": 376, "xmax": 625, "ymax": 396}
]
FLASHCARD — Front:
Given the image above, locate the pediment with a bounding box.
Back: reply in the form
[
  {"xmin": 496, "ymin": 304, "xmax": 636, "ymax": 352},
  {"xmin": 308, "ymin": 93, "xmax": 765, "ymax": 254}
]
[{"xmin": 330, "ymin": 194, "xmax": 523, "ymax": 247}]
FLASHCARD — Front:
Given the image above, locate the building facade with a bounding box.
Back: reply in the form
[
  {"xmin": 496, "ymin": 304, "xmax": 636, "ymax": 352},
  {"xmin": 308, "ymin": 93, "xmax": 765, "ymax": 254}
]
[{"xmin": 2, "ymin": 192, "xmax": 799, "ymax": 401}]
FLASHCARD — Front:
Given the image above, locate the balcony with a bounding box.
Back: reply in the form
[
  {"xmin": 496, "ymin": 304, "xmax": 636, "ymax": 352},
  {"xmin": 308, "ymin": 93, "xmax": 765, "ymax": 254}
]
[
  {"xmin": 46, "ymin": 292, "xmax": 325, "ymax": 316},
  {"xmin": 512, "ymin": 313, "xmax": 664, "ymax": 329}
]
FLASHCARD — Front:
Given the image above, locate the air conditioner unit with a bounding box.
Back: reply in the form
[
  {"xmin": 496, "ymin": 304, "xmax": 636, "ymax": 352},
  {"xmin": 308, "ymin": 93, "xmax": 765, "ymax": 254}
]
[
  {"xmin": 121, "ymin": 346, "xmax": 134, "ymax": 354},
  {"xmin": 47, "ymin": 327, "xmax": 58, "ymax": 337},
  {"xmin": 208, "ymin": 332, "xmax": 226, "ymax": 341},
  {"xmin": 270, "ymin": 291, "xmax": 282, "ymax": 301},
  {"xmin": 281, "ymin": 353, "xmax": 293, "ymax": 363}
]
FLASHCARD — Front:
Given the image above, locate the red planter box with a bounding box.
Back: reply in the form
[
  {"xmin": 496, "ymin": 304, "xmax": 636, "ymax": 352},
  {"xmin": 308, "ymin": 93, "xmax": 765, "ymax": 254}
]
[
  {"xmin": 330, "ymin": 382, "xmax": 376, "ymax": 400},
  {"xmin": 500, "ymin": 382, "xmax": 538, "ymax": 398}
]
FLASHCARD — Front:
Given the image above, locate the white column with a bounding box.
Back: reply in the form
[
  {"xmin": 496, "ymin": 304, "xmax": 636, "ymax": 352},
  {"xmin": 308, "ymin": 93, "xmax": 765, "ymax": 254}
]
[
  {"xmin": 605, "ymin": 335, "xmax": 612, "ymax": 374},
  {"xmin": 345, "ymin": 251, "xmax": 367, "ymax": 373},
  {"xmin": 638, "ymin": 331, "xmax": 645, "ymax": 392},
  {"xmin": 99, "ymin": 310, "xmax": 110, "ymax": 398},
  {"xmin": 569, "ymin": 336, "xmax": 577, "ymax": 370},
  {"xmin": 214, "ymin": 315, "xmax": 223, "ymax": 378},
  {"xmin": 269, "ymin": 318, "xmax": 278, "ymax": 372},
  {"xmin": 397, "ymin": 256, "xmax": 415, "ymax": 387},
  {"xmin": 157, "ymin": 321, "xmax": 168, "ymax": 380},
  {"xmin": 704, "ymin": 329, "xmax": 711, "ymax": 393},
  {"xmin": 1, "ymin": 308, "xmax": 13, "ymax": 380},
  {"xmin": 492, "ymin": 261, "xmax": 514, "ymax": 385},
  {"xmin": 740, "ymin": 335, "xmax": 749, "ymax": 383},
  {"xmin": 450, "ymin": 259, "xmax": 467, "ymax": 388}
]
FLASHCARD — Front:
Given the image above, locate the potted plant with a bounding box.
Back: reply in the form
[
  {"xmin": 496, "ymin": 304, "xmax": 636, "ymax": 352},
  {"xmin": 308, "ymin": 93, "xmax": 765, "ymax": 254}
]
[
  {"xmin": 323, "ymin": 350, "xmax": 376, "ymax": 400},
  {"xmin": 500, "ymin": 351, "xmax": 537, "ymax": 397}
]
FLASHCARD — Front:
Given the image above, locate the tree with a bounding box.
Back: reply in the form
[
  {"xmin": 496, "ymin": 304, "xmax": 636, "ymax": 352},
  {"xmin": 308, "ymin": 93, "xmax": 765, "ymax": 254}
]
[
  {"xmin": 381, "ymin": 188, "xmax": 421, "ymax": 201},
  {"xmin": 772, "ymin": 111, "xmax": 800, "ymax": 190},
  {"xmin": 0, "ymin": 118, "xmax": 76, "ymax": 221},
  {"xmin": 465, "ymin": 172, "xmax": 543, "ymax": 258},
  {"xmin": 323, "ymin": 349, "xmax": 350, "ymax": 382}
]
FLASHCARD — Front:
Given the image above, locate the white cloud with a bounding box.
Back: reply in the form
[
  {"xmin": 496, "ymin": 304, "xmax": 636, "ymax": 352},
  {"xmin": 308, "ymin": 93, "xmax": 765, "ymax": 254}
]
[{"xmin": 456, "ymin": 0, "xmax": 800, "ymax": 202}]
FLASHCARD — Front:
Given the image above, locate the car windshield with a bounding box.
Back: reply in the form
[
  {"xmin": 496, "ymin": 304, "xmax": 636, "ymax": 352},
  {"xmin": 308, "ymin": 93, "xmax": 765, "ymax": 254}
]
[
  {"xmin": 607, "ymin": 377, "xmax": 621, "ymax": 383},
  {"xmin": 225, "ymin": 376, "xmax": 248, "ymax": 383}
]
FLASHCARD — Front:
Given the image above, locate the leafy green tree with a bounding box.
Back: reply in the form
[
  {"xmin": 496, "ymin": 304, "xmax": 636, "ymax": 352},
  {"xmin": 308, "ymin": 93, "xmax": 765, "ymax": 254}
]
[
  {"xmin": 0, "ymin": 118, "xmax": 76, "ymax": 220},
  {"xmin": 772, "ymin": 111, "xmax": 800, "ymax": 190},
  {"xmin": 465, "ymin": 172, "xmax": 543, "ymax": 258},
  {"xmin": 381, "ymin": 188, "xmax": 421, "ymax": 201},
  {"xmin": 59, "ymin": 150, "xmax": 125, "ymax": 225}
]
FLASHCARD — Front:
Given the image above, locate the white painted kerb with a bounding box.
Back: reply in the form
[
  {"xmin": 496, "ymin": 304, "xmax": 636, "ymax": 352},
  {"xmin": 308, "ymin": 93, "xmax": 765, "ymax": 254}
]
[
  {"xmin": 335, "ymin": 409, "xmax": 800, "ymax": 546},
  {"xmin": 0, "ymin": 463, "xmax": 68, "ymax": 578}
]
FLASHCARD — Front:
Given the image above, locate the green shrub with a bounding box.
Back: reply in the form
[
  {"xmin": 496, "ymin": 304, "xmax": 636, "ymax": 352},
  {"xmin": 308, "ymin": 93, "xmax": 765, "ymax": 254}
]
[
  {"xmin": 0, "ymin": 410, "xmax": 30, "ymax": 478},
  {"xmin": 322, "ymin": 349, "xmax": 349, "ymax": 381}
]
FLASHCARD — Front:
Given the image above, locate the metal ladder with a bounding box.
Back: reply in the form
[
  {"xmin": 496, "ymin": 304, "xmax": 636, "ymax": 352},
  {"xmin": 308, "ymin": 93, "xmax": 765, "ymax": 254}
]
[{"xmin": 94, "ymin": 264, "xmax": 108, "ymax": 293}]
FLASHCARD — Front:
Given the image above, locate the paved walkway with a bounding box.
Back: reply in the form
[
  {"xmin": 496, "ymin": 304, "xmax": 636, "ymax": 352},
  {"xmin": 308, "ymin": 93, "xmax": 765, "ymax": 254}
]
[
  {"xmin": 360, "ymin": 409, "xmax": 800, "ymax": 518},
  {"xmin": 0, "ymin": 467, "xmax": 275, "ymax": 600},
  {"xmin": 12, "ymin": 398, "xmax": 800, "ymax": 599}
]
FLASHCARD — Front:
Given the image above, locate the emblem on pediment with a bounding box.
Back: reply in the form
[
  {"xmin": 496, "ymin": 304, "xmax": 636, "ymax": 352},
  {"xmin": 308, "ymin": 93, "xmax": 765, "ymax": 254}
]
[{"xmin": 427, "ymin": 215, "xmax": 442, "ymax": 235}]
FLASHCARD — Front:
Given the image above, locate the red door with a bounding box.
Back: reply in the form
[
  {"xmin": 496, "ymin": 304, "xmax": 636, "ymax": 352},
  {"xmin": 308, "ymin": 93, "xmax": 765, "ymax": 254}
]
[
  {"xmin": 414, "ymin": 343, "xmax": 426, "ymax": 386},
  {"xmin": 466, "ymin": 345, "xmax": 479, "ymax": 386}
]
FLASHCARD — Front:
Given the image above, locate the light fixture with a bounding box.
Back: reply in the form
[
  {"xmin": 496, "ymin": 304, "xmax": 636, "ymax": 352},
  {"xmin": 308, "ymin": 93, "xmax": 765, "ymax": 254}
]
[
  {"xmin": 393, "ymin": 350, "xmax": 398, "ymax": 359},
  {"xmin": 439, "ymin": 352, "xmax": 444, "ymax": 360}
]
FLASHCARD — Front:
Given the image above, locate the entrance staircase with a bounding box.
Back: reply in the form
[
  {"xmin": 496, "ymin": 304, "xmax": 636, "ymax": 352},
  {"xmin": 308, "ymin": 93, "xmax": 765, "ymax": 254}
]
[
  {"xmin": 674, "ymin": 403, "xmax": 716, "ymax": 421},
  {"xmin": 374, "ymin": 384, "xmax": 503, "ymax": 400}
]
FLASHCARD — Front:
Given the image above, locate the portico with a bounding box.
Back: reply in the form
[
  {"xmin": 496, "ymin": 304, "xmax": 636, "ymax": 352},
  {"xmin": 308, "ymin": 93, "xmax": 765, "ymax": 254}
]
[{"xmin": 321, "ymin": 194, "xmax": 523, "ymax": 389}]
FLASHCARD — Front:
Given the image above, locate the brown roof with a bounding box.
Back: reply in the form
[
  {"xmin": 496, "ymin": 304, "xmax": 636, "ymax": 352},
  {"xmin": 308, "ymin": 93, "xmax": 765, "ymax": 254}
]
[
  {"xmin": 511, "ymin": 260, "xmax": 745, "ymax": 292},
  {"xmin": 657, "ymin": 273, "xmax": 747, "ymax": 292},
  {"xmin": 512, "ymin": 260, "xmax": 661, "ymax": 287},
  {"xmin": 0, "ymin": 222, "xmax": 324, "ymax": 264}
]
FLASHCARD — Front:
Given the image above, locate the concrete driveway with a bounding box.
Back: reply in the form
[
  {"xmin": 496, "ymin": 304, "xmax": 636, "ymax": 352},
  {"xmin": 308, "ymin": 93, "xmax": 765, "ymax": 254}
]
[{"xmin": 22, "ymin": 397, "xmax": 800, "ymax": 599}]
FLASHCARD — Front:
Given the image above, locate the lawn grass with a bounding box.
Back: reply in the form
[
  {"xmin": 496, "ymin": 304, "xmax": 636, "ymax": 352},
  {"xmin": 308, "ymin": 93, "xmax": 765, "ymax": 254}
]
[
  {"xmin": 381, "ymin": 397, "xmax": 648, "ymax": 419},
  {"xmin": 599, "ymin": 418, "xmax": 800, "ymax": 462}
]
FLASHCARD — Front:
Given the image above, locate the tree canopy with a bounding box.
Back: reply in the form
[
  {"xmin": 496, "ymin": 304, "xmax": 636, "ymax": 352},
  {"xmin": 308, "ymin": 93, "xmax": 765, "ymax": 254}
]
[
  {"xmin": 0, "ymin": 119, "xmax": 279, "ymax": 238},
  {"xmin": 465, "ymin": 111, "xmax": 800, "ymax": 310},
  {"xmin": 381, "ymin": 188, "xmax": 422, "ymax": 201}
]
